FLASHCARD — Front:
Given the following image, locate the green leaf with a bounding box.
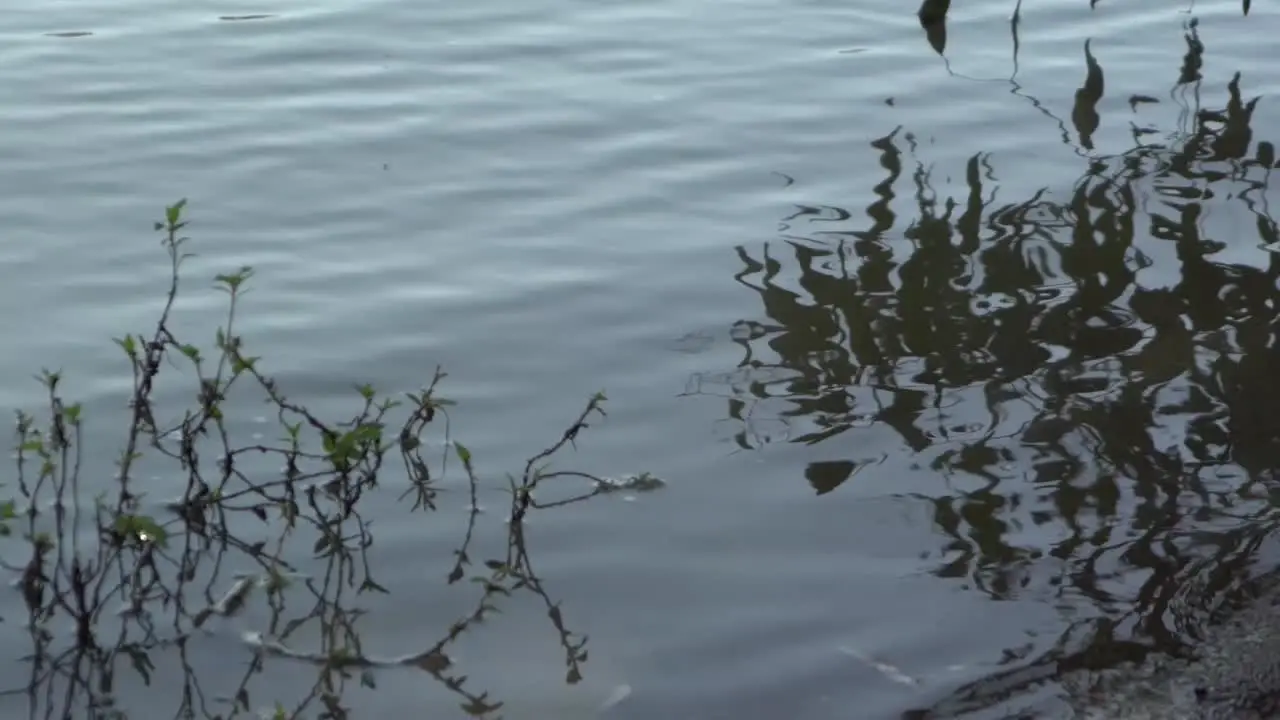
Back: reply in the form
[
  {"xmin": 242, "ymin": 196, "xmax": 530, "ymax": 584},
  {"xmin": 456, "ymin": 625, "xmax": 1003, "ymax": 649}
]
[
  {"xmin": 165, "ymin": 198, "xmax": 187, "ymax": 227},
  {"xmin": 114, "ymin": 514, "xmax": 168, "ymax": 548},
  {"xmin": 231, "ymin": 355, "xmax": 259, "ymax": 374},
  {"xmin": 454, "ymin": 442, "xmax": 472, "ymax": 465},
  {"xmin": 180, "ymin": 345, "xmax": 201, "ymax": 362},
  {"xmin": 213, "ymin": 266, "xmax": 254, "ymax": 292},
  {"xmin": 115, "ymin": 335, "xmax": 138, "ymax": 358}
]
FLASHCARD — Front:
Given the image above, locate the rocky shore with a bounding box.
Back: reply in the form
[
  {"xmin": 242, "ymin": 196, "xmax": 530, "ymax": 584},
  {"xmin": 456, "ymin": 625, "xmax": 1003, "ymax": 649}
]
[{"xmin": 1061, "ymin": 568, "xmax": 1280, "ymax": 719}]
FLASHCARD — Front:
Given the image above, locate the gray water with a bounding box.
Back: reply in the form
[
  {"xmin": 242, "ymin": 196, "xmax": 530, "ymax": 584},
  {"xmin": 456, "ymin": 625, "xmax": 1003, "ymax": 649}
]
[{"xmin": 2, "ymin": 0, "xmax": 1280, "ymax": 718}]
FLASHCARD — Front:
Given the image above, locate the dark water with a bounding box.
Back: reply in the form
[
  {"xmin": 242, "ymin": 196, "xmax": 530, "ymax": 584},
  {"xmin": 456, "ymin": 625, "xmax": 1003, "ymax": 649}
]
[{"xmin": 1, "ymin": 0, "xmax": 1280, "ymax": 718}]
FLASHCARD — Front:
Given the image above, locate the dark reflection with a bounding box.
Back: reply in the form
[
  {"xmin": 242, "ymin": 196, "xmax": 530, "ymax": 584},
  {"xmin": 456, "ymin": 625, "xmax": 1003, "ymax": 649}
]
[
  {"xmin": 1071, "ymin": 40, "xmax": 1104, "ymax": 150},
  {"xmin": 805, "ymin": 458, "xmax": 881, "ymax": 496},
  {"xmin": 917, "ymin": 0, "xmax": 949, "ymax": 56},
  {"xmin": 1178, "ymin": 18, "xmax": 1204, "ymax": 87},
  {"xmin": 687, "ymin": 43, "xmax": 1280, "ymax": 717}
]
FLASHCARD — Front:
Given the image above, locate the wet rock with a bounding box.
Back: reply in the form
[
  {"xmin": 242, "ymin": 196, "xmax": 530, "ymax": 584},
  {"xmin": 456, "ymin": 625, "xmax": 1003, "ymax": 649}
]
[{"xmin": 1063, "ymin": 577, "xmax": 1280, "ymax": 719}]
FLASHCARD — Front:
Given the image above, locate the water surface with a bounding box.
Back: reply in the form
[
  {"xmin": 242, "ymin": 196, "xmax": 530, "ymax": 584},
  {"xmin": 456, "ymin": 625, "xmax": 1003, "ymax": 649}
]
[{"xmin": 2, "ymin": 0, "xmax": 1280, "ymax": 717}]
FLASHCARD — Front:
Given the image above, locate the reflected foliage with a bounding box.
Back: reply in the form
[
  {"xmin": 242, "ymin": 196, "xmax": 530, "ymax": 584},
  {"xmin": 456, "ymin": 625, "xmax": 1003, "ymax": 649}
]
[
  {"xmin": 686, "ymin": 28, "xmax": 1280, "ymax": 716},
  {"xmin": 0, "ymin": 202, "xmax": 624, "ymax": 719}
]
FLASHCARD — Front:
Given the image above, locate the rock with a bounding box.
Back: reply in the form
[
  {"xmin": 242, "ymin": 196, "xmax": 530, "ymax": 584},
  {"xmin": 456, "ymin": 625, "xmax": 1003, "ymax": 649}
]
[{"xmin": 1062, "ymin": 572, "xmax": 1280, "ymax": 719}]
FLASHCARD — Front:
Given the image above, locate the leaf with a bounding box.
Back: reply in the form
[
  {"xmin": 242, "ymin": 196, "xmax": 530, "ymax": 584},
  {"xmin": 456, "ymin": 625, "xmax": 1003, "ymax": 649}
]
[
  {"xmin": 454, "ymin": 442, "xmax": 472, "ymax": 465},
  {"xmin": 231, "ymin": 355, "xmax": 259, "ymax": 373},
  {"xmin": 165, "ymin": 198, "xmax": 187, "ymax": 227},
  {"xmin": 115, "ymin": 335, "xmax": 138, "ymax": 358},
  {"xmin": 415, "ymin": 651, "xmax": 452, "ymax": 673},
  {"xmin": 125, "ymin": 645, "xmax": 155, "ymax": 684},
  {"xmin": 359, "ymin": 578, "xmax": 389, "ymax": 594},
  {"xmin": 115, "ymin": 514, "xmax": 169, "ymax": 548}
]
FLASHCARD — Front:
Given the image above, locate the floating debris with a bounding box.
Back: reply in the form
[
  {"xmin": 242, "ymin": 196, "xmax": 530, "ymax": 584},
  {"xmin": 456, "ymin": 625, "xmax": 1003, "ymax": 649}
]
[
  {"xmin": 838, "ymin": 646, "xmax": 920, "ymax": 688},
  {"xmin": 594, "ymin": 473, "xmax": 666, "ymax": 493},
  {"xmin": 192, "ymin": 576, "xmax": 256, "ymax": 627},
  {"xmin": 665, "ymin": 330, "xmax": 716, "ymax": 354},
  {"xmin": 599, "ymin": 684, "xmax": 632, "ymax": 712},
  {"xmin": 240, "ymin": 630, "xmax": 452, "ymax": 670}
]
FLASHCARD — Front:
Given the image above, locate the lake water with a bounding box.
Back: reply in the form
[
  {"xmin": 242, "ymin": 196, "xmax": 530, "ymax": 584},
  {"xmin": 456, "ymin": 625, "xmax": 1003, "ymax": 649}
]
[{"xmin": 2, "ymin": 0, "xmax": 1280, "ymax": 718}]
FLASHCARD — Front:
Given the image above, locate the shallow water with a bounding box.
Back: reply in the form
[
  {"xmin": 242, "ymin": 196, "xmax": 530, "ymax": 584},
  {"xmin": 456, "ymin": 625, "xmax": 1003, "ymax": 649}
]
[{"xmin": 2, "ymin": 0, "xmax": 1280, "ymax": 718}]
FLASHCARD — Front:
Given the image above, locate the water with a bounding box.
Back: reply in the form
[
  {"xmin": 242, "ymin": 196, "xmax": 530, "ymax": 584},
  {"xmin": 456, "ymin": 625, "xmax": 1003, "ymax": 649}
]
[{"xmin": 1, "ymin": 0, "xmax": 1280, "ymax": 717}]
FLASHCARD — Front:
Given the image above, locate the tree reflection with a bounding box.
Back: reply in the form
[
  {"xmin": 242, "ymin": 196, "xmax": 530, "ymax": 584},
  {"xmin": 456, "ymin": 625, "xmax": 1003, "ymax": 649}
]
[{"xmin": 686, "ymin": 43, "xmax": 1280, "ymax": 716}]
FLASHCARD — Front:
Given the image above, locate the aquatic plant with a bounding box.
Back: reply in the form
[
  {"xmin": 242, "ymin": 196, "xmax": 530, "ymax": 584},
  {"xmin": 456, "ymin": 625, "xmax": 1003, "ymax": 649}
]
[{"xmin": 0, "ymin": 199, "xmax": 643, "ymax": 719}]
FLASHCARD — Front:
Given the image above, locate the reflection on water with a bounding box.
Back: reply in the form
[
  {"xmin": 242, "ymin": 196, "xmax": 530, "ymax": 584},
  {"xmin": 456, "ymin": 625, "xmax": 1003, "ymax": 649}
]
[
  {"xmin": 3, "ymin": 1, "xmax": 1278, "ymax": 718},
  {"xmin": 688, "ymin": 35, "xmax": 1280, "ymax": 716}
]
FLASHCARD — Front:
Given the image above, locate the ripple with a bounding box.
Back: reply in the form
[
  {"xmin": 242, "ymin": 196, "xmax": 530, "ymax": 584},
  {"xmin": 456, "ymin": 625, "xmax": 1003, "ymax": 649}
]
[{"xmin": 2, "ymin": 0, "xmax": 1280, "ymax": 717}]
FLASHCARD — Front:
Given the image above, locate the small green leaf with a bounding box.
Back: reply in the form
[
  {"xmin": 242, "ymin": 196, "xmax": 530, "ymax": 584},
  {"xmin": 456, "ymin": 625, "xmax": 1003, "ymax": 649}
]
[
  {"xmin": 115, "ymin": 514, "xmax": 168, "ymax": 548},
  {"xmin": 115, "ymin": 335, "xmax": 138, "ymax": 358},
  {"xmin": 180, "ymin": 345, "xmax": 201, "ymax": 362},
  {"xmin": 231, "ymin": 355, "xmax": 259, "ymax": 373},
  {"xmin": 165, "ymin": 198, "xmax": 187, "ymax": 227},
  {"xmin": 454, "ymin": 442, "xmax": 472, "ymax": 465},
  {"xmin": 213, "ymin": 266, "xmax": 254, "ymax": 292}
]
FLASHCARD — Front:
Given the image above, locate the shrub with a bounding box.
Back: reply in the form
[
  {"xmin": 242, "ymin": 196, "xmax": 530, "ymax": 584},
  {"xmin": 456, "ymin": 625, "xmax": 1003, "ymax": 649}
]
[{"xmin": 2, "ymin": 200, "xmax": 628, "ymax": 719}]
